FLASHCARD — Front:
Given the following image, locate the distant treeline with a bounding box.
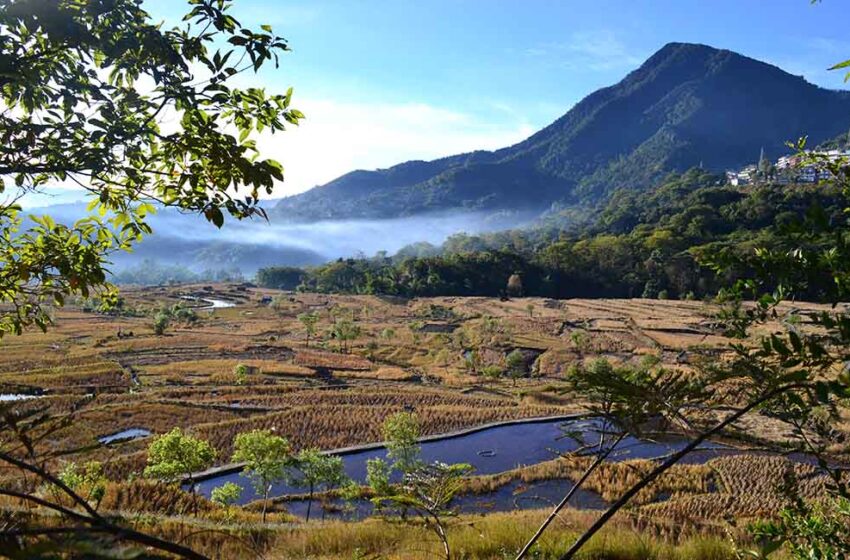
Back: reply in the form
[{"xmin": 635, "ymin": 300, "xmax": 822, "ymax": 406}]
[
  {"xmin": 257, "ymin": 169, "xmax": 842, "ymax": 301},
  {"xmin": 113, "ymin": 259, "xmax": 244, "ymax": 286}
]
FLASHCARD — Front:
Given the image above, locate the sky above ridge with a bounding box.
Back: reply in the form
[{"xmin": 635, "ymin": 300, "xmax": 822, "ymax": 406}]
[{"xmin": 23, "ymin": 0, "xmax": 850, "ymax": 207}]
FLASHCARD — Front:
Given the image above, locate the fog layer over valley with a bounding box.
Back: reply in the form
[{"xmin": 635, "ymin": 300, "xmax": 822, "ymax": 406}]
[{"xmin": 23, "ymin": 201, "xmax": 532, "ymax": 281}]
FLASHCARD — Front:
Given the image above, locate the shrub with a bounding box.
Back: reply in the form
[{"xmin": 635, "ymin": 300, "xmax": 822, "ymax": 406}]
[
  {"xmin": 152, "ymin": 312, "xmax": 170, "ymax": 335},
  {"xmin": 210, "ymin": 481, "xmax": 243, "ymax": 508},
  {"xmin": 482, "ymin": 365, "xmax": 503, "ymax": 379}
]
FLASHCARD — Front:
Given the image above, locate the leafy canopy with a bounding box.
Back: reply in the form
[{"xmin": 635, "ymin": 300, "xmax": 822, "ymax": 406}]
[
  {"xmin": 382, "ymin": 411, "xmax": 422, "ymax": 475},
  {"xmin": 0, "ymin": 0, "xmax": 301, "ymax": 337},
  {"xmin": 231, "ymin": 429, "xmax": 291, "ymax": 492},
  {"xmin": 210, "ymin": 481, "xmax": 243, "ymax": 507},
  {"xmin": 143, "ymin": 427, "xmax": 216, "ymax": 482}
]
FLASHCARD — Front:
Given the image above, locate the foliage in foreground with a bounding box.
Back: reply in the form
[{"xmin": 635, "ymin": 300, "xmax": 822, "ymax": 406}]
[{"xmin": 0, "ymin": 0, "xmax": 301, "ymax": 338}]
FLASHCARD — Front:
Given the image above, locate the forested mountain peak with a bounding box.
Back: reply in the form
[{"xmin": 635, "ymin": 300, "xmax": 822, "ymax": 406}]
[{"xmin": 273, "ymin": 42, "xmax": 850, "ymax": 221}]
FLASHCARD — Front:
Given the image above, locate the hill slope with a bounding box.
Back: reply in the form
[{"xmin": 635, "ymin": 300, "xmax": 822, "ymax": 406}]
[{"xmin": 273, "ymin": 42, "xmax": 850, "ymax": 221}]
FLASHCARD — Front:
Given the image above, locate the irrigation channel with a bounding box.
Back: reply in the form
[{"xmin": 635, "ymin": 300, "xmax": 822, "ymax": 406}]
[{"xmin": 193, "ymin": 416, "xmax": 742, "ymax": 520}]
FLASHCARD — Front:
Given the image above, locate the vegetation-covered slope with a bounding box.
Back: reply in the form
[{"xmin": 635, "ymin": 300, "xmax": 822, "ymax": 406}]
[
  {"xmin": 266, "ymin": 170, "xmax": 844, "ymax": 301},
  {"xmin": 273, "ymin": 43, "xmax": 850, "ymax": 220}
]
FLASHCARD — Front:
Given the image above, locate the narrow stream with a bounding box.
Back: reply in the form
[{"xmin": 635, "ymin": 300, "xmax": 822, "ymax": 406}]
[{"xmin": 194, "ymin": 417, "xmax": 731, "ymax": 519}]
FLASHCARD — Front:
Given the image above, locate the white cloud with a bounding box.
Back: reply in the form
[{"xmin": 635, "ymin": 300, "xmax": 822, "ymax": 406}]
[{"xmin": 257, "ymin": 98, "xmax": 536, "ymax": 197}]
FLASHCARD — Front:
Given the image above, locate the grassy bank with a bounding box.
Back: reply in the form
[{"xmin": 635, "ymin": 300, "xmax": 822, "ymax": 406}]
[{"xmin": 130, "ymin": 508, "xmax": 747, "ymax": 559}]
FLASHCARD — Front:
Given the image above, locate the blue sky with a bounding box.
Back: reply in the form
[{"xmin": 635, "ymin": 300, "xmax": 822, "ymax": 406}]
[{"xmin": 26, "ymin": 0, "xmax": 850, "ymax": 206}]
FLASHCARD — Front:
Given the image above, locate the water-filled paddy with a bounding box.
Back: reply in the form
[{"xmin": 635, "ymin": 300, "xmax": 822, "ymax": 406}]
[
  {"xmin": 194, "ymin": 416, "xmax": 732, "ymax": 518},
  {"xmin": 99, "ymin": 428, "xmax": 152, "ymax": 445}
]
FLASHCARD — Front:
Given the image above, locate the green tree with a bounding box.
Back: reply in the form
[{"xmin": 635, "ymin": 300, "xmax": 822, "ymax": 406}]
[
  {"xmin": 371, "ymin": 462, "xmax": 473, "ymax": 560},
  {"xmin": 231, "ymin": 429, "xmax": 291, "ymax": 522},
  {"xmin": 332, "ymin": 316, "xmax": 361, "ymax": 353},
  {"xmin": 463, "ymin": 349, "xmax": 481, "ymax": 375},
  {"xmin": 297, "ymin": 311, "xmax": 320, "ymax": 348},
  {"xmin": 0, "ymin": 0, "xmax": 301, "ymax": 339},
  {"xmin": 505, "ymin": 349, "xmax": 526, "ymax": 386},
  {"xmin": 382, "ymin": 412, "xmax": 422, "ymax": 476},
  {"xmin": 57, "ymin": 461, "xmax": 107, "ymax": 511},
  {"xmin": 143, "ymin": 428, "xmax": 216, "ymax": 515},
  {"xmin": 291, "ymin": 448, "xmax": 347, "ymax": 521},
  {"xmin": 210, "ymin": 481, "xmax": 243, "ymax": 508},
  {"xmin": 152, "ymin": 311, "xmax": 171, "ymax": 336},
  {"xmin": 366, "ymin": 457, "xmax": 393, "ymax": 496}
]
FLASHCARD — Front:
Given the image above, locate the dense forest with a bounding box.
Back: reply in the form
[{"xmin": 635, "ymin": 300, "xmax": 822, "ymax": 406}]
[{"xmin": 258, "ymin": 169, "xmax": 842, "ymax": 301}]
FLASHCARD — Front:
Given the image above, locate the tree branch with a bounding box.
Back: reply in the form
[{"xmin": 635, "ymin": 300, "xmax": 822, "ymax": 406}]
[{"xmin": 558, "ymin": 383, "xmax": 808, "ymax": 560}]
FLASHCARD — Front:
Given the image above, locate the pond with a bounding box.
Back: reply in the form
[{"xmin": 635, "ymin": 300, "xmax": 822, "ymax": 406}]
[
  {"xmin": 203, "ymin": 298, "xmax": 236, "ymax": 309},
  {"xmin": 0, "ymin": 393, "xmax": 41, "ymax": 402},
  {"xmin": 99, "ymin": 428, "xmax": 151, "ymax": 445},
  {"xmin": 179, "ymin": 295, "xmax": 236, "ymax": 309},
  {"xmin": 194, "ymin": 416, "xmax": 731, "ymax": 519}
]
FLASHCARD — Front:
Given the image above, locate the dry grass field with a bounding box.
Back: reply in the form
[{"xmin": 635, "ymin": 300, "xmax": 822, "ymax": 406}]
[{"xmin": 0, "ymin": 283, "xmax": 843, "ymax": 558}]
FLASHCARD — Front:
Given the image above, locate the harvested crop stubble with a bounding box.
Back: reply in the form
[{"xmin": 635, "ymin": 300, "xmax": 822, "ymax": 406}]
[
  {"xmin": 639, "ymin": 455, "xmax": 833, "ymax": 522},
  {"xmin": 193, "ymin": 403, "xmax": 563, "ymax": 459},
  {"xmin": 99, "ymin": 479, "xmax": 215, "ymax": 516},
  {"xmin": 464, "ymin": 456, "xmax": 713, "ymax": 506},
  {"xmin": 710, "ymin": 455, "xmax": 828, "ymax": 501},
  {"xmin": 294, "ymin": 350, "xmax": 372, "ymax": 370}
]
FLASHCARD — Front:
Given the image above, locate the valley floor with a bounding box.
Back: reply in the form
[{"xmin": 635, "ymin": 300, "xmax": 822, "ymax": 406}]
[{"xmin": 0, "ymin": 284, "xmax": 844, "ymax": 558}]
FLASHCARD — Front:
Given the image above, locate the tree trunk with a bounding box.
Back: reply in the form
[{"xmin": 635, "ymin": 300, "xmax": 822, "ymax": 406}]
[
  {"xmin": 558, "ymin": 384, "xmax": 805, "ymax": 560},
  {"xmin": 430, "ymin": 514, "xmax": 451, "ymax": 560},
  {"xmin": 188, "ymin": 475, "xmax": 197, "ymax": 517},
  {"xmin": 262, "ymin": 485, "xmax": 269, "ymax": 523},
  {"xmin": 306, "ymin": 483, "xmax": 313, "ymax": 522}
]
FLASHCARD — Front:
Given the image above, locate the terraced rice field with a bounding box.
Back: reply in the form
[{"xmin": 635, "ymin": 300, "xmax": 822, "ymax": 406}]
[{"xmin": 0, "ymin": 283, "xmax": 843, "ymax": 531}]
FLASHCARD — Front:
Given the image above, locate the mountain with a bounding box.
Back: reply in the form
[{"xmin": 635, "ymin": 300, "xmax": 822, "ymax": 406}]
[{"xmin": 272, "ymin": 42, "xmax": 850, "ymax": 221}]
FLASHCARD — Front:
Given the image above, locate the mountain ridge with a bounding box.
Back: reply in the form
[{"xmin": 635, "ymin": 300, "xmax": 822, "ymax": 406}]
[{"xmin": 272, "ymin": 42, "xmax": 850, "ymax": 221}]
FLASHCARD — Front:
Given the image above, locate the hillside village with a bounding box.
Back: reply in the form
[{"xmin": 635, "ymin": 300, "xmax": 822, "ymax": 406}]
[{"xmin": 726, "ymin": 147, "xmax": 850, "ymax": 186}]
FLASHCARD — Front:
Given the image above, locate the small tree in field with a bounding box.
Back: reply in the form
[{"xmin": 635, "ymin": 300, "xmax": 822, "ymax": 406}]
[
  {"xmin": 233, "ymin": 363, "xmax": 249, "ymax": 385},
  {"xmin": 210, "ymin": 481, "xmax": 242, "ymax": 521},
  {"xmin": 383, "ymin": 412, "xmax": 422, "ymax": 476},
  {"xmin": 506, "ymin": 349, "xmax": 526, "ymax": 386},
  {"xmin": 57, "ymin": 461, "xmax": 107, "ymax": 511},
  {"xmin": 463, "ymin": 349, "xmax": 481, "ymax": 375},
  {"xmin": 152, "ymin": 311, "xmax": 171, "ymax": 336},
  {"xmin": 297, "ymin": 311, "xmax": 320, "ymax": 348},
  {"xmin": 231, "ymin": 429, "xmax": 291, "ymax": 522},
  {"xmin": 211, "ymin": 481, "xmax": 242, "ymax": 508},
  {"xmin": 369, "ymin": 412, "xmax": 473, "ymax": 560},
  {"xmin": 371, "ymin": 462, "xmax": 472, "ymax": 560},
  {"xmin": 332, "ymin": 317, "xmax": 361, "ymax": 353},
  {"xmin": 292, "ymin": 448, "xmax": 347, "ymax": 521},
  {"xmin": 143, "ymin": 428, "xmax": 216, "ymax": 516}
]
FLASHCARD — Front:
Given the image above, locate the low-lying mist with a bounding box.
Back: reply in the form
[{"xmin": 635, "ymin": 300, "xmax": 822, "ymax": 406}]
[{"xmin": 25, "ymin": 202, "xmax": 534, "ymax": 278}]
